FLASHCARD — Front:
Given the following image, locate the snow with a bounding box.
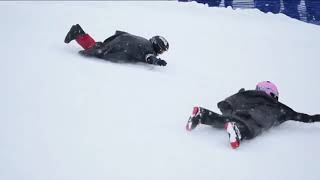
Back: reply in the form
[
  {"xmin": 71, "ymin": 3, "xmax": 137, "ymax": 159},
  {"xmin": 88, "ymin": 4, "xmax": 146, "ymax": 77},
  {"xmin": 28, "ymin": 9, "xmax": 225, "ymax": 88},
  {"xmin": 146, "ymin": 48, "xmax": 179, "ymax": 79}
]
[{"xmin": 1, "ymin": 1, "xmax": 320, "ymax": 180}]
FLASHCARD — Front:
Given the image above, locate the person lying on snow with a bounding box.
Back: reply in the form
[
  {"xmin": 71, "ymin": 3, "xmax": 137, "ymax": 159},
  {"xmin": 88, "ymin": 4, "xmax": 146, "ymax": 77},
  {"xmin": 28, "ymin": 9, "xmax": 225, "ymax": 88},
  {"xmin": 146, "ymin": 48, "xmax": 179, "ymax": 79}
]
[
  {"xmin": 186, "ymin": 81, "xmax": 320, "ymax": 149},
  {"xmin": 64, "ymin": 24, "xmax": 169, "ymax": 66}
]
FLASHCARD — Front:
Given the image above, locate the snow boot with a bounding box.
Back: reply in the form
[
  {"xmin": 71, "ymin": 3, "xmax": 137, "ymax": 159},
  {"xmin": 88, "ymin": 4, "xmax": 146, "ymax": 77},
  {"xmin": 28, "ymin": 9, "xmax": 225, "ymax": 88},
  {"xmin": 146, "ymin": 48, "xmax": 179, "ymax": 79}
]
[
  {"xmin": 64, "ymin": 24, "xmax": 85, "ymax": 43},
  {"xmin": 186, "ymin": 107, "xmax": 202, "ymax": 131},
  {"xmin": 225, "ymin": 121, "xmax": 242, "ymax": 149}
]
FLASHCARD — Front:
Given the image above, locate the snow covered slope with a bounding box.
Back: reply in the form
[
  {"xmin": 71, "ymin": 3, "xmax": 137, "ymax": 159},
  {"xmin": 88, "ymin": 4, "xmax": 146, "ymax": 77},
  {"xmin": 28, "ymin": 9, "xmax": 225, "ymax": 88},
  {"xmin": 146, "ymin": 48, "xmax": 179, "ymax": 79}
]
[{"xmin": 1, "ymin": 1, "xmax": 320, "ymax": 180}]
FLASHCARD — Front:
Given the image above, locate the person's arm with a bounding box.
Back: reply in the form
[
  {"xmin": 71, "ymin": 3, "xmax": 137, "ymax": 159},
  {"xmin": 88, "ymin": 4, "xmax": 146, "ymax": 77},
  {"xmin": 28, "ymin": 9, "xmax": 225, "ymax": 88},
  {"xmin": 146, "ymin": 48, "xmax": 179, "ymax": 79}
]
[
  {"xmin": 291, "ymin": 113, "xmax": 320, "ymax": 123},
  {"xmin": 145, "ymin": 54, "xmax": 167, "ymax": 66},
  {"xmin": 279, "ymin": 103, "xmax": 320, "ymax": 123}
]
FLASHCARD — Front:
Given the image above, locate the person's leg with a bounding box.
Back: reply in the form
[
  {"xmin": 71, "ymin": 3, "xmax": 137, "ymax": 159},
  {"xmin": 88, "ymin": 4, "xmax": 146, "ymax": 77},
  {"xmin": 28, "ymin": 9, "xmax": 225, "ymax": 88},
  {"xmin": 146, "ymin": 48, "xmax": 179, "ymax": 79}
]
[
  {"xmin": 75, "ymin": 34, "xmax": 96, "ymax": 50},
  {"xmin": 224, "ymin": 120, "xmax": 249, "ymax": 149},
  {"xmin": 64, "ymin": 24, "xmax": 96, "ymax": 50},
  {"xmin": 186, "ymin": 106, "xmax": 253, "ymax": 149},
  {"xmin": 186, "ymin": 106, "xmax": 227, "ymax": 131},
  {"xmin": 225, "ymin": 116, "xmax": 264, "ymax": 149},
  {"xmin": 225, "ymin": 121, "xmax": 242, "ymax": 149}
]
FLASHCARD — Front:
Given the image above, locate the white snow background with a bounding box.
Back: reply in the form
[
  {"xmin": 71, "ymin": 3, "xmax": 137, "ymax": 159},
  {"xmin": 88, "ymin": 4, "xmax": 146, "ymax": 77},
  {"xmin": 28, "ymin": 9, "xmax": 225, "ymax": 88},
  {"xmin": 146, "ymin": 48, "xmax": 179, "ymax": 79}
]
[{"xmin": 1, "ymin": 1, "xmax": 320, "ymax": 180}]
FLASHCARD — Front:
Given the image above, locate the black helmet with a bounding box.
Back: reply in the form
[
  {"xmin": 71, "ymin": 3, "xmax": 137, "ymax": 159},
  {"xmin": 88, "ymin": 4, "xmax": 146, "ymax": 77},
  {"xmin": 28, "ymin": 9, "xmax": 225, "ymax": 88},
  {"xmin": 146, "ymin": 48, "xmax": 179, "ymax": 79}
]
[{"xmin": 150, "ymin": 36, "xmax": 169, "ymax": 54}]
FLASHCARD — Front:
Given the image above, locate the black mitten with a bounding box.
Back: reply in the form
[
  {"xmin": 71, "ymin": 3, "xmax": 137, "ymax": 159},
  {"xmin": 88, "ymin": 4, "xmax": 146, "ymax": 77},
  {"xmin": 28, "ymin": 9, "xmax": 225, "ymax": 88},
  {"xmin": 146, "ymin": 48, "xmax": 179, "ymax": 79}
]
[
  {"xmin": 312, "ymin": 115, "xmax": 320, "ymax": 122},
  {"xmin": 146, "ymin": 55, "xmax": 167, "ymax": 66},
  {"xmin": 155, "ymin": 59, "xmax": 167, "ymax": 66}
]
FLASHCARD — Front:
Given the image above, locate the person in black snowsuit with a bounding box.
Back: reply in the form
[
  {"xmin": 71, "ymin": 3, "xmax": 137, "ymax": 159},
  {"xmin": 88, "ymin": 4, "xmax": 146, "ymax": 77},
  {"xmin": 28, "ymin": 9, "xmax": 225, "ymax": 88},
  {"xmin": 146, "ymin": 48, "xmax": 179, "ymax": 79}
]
[
  {"xmin": 64, "ymin": 24, "xmax": 169, "ymax": 66},
  {"xmin": 186, "ymin": 81, "xmax": 320, "ymax": 149}
]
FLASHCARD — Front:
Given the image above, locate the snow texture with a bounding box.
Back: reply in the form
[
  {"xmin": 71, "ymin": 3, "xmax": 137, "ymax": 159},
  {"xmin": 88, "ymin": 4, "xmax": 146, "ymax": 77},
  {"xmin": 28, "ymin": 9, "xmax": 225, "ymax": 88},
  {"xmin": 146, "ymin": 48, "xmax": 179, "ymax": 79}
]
[{"xmin": 0, "ymin": 1, "xmax": 320, "ymax": 180}]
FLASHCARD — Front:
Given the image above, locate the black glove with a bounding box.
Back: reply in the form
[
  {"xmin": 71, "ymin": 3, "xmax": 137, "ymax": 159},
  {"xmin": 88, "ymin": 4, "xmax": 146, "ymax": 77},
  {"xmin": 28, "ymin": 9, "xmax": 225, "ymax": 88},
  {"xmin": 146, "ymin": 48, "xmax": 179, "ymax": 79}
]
[
  {"xmin": 146, "ymin": 55, "xmax": 167, "ymax": 66},
  {"xmin": 155, "ymin": 59, "xmax": 167, "ymax": 66},
  {"xmin": 312, "ymin": 115, "xmax": 320, "ymax": 122}
]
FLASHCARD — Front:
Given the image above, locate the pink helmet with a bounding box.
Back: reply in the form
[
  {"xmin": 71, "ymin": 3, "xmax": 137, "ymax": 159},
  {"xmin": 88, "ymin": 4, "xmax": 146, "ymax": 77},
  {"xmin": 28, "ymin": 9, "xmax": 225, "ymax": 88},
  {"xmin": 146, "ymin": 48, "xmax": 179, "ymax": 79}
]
[{"xmin": 256, "ymin": 81, "xmax": 279, "ymax": 100}]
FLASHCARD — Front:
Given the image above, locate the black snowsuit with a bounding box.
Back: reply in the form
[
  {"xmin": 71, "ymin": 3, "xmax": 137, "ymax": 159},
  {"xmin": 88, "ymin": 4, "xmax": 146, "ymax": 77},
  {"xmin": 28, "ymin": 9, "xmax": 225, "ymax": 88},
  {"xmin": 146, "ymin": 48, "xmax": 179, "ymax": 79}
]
[
  {"xmin": 79, "ymin": 31, "xmax": 163, "ymax": 65},
  {"xmin": 200, "ymin": 89, "xmax": 320, "ymax": 139}
]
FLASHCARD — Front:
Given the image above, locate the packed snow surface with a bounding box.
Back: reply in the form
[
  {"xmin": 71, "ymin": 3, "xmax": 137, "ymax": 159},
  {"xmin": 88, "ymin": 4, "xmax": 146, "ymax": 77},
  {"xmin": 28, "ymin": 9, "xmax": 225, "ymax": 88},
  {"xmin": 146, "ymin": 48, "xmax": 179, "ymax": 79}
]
[{"xmin": 1, "ymin": 1, "xmax": 320, "ymax": 180}]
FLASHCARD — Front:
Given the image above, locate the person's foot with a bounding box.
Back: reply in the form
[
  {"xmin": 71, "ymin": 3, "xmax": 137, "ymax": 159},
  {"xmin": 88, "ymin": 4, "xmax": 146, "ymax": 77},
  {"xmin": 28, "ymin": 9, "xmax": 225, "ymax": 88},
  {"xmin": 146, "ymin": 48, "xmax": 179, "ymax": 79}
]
[
  {"xmin": 225, "ymin": 122, "xmax": 242, "ymax": 149},
  {"xmin": 64, "ymin": 24, "xmax": 85, "ymax": 43},
  {"xmin": 186, "ymin": 107, "xmax": 202, "ymax": 131}
]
